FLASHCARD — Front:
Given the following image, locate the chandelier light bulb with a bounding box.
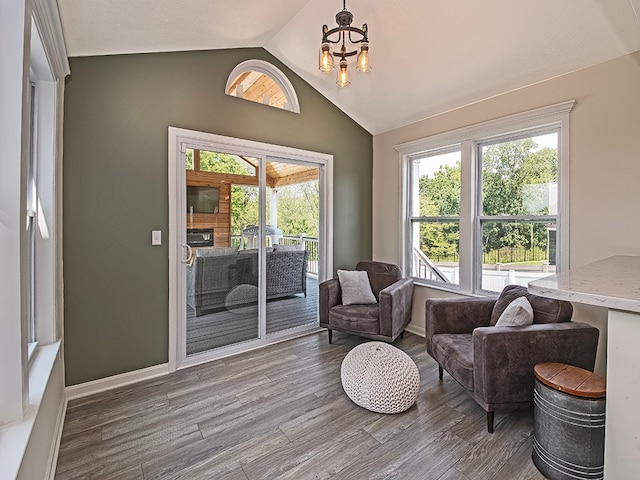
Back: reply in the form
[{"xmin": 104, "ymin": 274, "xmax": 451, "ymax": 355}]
[
  {"xmin": 356, "ymin": 42, "xmax": 371, "ymax": 73},
  {"xmin": 319, "ymin": 43, "xmax": 335, "ymax": 73},
  {"xmin": 337, "ymin": 60, "xmax": 350, "ymax": 88}
]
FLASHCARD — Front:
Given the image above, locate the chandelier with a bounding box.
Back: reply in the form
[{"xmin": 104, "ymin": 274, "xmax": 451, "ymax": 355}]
[{"xmin": 319, "ymin": 0, "xmax": 371, "ymax": 88}]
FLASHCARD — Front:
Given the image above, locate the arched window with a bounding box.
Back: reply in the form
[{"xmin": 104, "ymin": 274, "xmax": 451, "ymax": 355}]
[{"xmin": 226, "ymin": 60, "xmax": 300, "ymax": 113}]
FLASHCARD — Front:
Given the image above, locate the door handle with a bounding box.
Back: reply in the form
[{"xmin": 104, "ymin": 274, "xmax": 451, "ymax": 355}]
[{"xmin": 182, "ymin": 244, "xmax": 193, "ymax": 264}]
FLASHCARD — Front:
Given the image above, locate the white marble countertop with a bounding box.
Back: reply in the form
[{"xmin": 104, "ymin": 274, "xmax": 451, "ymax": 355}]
[{"xmin": 528, "ymin": 255, "xmax": 640, "ymax": 313}]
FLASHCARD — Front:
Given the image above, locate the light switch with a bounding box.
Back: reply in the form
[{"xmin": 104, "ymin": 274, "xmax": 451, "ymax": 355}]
[{"xmin": 152, "ymin": 230, "xmax": 162, "ymax": 246}]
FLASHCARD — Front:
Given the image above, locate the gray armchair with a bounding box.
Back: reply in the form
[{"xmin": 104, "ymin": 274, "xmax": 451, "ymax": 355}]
[
  {"xmin": 319, "ymin": 261, "xmax": 414, "ymax": 344},
  {"xmin": 425, "ymin": 285, "xmax": 599, "ymax": 433}
]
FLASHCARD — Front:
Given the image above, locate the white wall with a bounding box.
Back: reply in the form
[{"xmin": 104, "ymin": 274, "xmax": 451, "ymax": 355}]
[{"xmin": 373, "ymin": 51, "xmax": 640, "ymax": 376}]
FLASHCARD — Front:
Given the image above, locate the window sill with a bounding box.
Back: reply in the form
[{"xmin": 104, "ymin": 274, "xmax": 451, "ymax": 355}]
[
  {"xmin": 411, "ymin": 279, "xmax": 487, "ymax": 298},
  {"xmin": 0, "ymin": 341, "xmax": 61, "ymax": 480}
]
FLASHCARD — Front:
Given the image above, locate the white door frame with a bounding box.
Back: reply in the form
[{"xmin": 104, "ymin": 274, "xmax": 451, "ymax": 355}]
[{"xmin": 168, "ymin": 127, "xmax": 333, "ymax": 371}]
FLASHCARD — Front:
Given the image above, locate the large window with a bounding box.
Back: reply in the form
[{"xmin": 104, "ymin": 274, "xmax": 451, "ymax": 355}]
[{"xmin": 400, "ymin": 102, "xmax": 573, "ymax": 294}]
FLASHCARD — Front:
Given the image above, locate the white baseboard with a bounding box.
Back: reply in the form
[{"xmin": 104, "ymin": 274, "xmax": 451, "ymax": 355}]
[
  {"xmin": 65, "ymin": 364, "xmax": 170, "ymax": 400},
  {"xmin": 406, "ymin": 323, "xmax": 425, "ymax": 338},
  {"xmin": 46, "ymin": 396, "xmax": 67, "ymax": 480}
]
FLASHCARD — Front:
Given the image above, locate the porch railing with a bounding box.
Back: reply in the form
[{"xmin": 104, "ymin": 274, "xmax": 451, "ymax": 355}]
[
  {"xmin": 413, "ymin": 247, "xmax": 450, "ymax": 283},
  {"xmin": 231, "ymin": 234, "xmax": 319, "ymax": 275}
]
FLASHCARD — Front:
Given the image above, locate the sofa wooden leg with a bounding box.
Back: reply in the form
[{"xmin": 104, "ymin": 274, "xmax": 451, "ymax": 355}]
[
  {"xmin": 438, "ymin": 366, "xmax": 443, "ymax": 381},
  {"xmin": 400, "ymin": 331, "xmax": 404, "ymax": 339},
  {"xmin": 328, "ymin": 329, "xmax": 333, "ymax": 344},
  {"xmin": 487, "ymin": 411, "xmax": 495, "ymax": 434}
]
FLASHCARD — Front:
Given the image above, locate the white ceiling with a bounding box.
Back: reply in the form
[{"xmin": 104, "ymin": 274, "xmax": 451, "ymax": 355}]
[{"xmin": 57, "ymin": 0, "xmax": 640, "ymax": 135}]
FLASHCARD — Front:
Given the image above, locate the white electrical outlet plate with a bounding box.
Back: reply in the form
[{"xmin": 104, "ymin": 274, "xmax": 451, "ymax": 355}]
[{"xmin": 151, "ymin": 230, "xmax": 161, "ymax": 245}]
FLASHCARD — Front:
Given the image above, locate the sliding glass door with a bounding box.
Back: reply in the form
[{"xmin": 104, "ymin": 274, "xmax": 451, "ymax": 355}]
[
  {"xmin": 264, "ymin": 158, "xmax": 320, "ymax": 336},
  {"xmin": 169, "ymin": 128, "xmax": 332, "ymax": 368},
  {"xmin": 184, "ymin": 150, "xmax": 260, "ymax": 356}
]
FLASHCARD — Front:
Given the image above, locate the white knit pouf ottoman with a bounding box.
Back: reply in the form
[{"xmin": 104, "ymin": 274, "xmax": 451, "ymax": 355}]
[{"xmin": 341, "ymin": 341, "xmax": 420, "ymax": 414}]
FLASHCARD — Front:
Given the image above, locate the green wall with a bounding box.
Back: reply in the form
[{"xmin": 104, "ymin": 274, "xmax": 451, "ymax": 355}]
[{"xmin": 63, "ymin": 48, "xmax": 373, "ymax": 386}]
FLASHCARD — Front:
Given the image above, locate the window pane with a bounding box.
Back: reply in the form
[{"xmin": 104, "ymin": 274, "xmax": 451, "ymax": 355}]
[
  {"xmin": 199, "ymin": 150, "xmax": 256, "ymax": 175},
  {"xmin": 412, "ymin": 150, "xmax": 461, "ymax": 217},
  {"xmin": 410, "ymin": 220, "xmax": 459, "ymax": 285},
  {"xmin": 227, "ymin": 71, "xmax": 289, "ymax": 110},
  {"xmin": 480, "ymin": 133, "xmax": 558, "ymax": 216},
  {"xmin": 480, "ymin": 221, "xmax": 556, "ymax": 292},
  {"xmin": 185, "ymin": 148, "xmax": 194, "ymax": 170},
  {"xmin": 27, "ymin": 83, "xmax": 37, "ymax": 344}
]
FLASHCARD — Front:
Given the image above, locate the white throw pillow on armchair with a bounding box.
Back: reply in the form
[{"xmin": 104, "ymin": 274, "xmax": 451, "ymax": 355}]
[
  {"xmin": 495, "ymin": 296, "xmax": 534, "ymax": 327},
  {"xmin": 337, "ymin": 270, "xmax": 377, "ymax": 305}
]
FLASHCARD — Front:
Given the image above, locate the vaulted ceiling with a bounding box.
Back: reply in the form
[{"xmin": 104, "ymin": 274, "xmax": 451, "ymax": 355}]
[{"xmin": 57, "ymin": 0, "xmax": 640, "ymax": 135}]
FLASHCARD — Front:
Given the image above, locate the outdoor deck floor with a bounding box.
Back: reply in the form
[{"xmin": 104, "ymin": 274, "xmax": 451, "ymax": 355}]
[{"xmin": 187, "ymin": 276, "xmax": 319, "ymax": 355}]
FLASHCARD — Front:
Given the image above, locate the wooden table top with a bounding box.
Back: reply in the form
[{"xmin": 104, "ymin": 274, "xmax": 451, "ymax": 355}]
[{"xmin": 534, "ymin": 362, "xmax": 606, "ymax": 399}]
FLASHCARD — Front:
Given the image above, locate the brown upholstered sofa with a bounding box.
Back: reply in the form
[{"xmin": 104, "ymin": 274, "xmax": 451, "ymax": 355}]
[
  {"xmin": 425, "ymin": 285, "xmax": 599, "ymax": 432},
  {"xmin": 319, "ymin": 261, "xmax": 414, "ymax": 343}
]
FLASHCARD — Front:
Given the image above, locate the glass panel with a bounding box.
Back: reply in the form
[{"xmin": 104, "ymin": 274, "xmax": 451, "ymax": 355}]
[
  {"xmin": 411, "ymin": 220, "xmax": 459, "ymax": 284},
  {"xmin": 264, "ymin": 159, "xmax": 320, "ymax": 335},
  {"xmin": 185, "ymin": 148, "xmax": 194, "ymax": 170},
  {"xmin": 227, "ymin": 72, "xmax": 289, "ymax": 110},
  {"xmin": 232, "ymin": 185, "xmax": 259, "ymax": 247},
  {"xmin": 480, "ymin": 221, "xmax": 556, "ymax": 292},
  {"xmin": 185, "ymin": 148, "xmax": 259, "ymax": 355},
  {"xmin": 26, "ymin": 83, "xmax": 37, "ymax": 344},
  {"xmin": 184, "ymin": 150, "xmax": 322, "ymax": 356},
  {"xmin": 410, "ymin": 149, "xmax": 461, "ymax": 285},
  {"xmin": 412, "ymin": 149, "xmax": 461, "ymax": 217},
  {"xmin": 199, "ymin": 150, "xmax": 256, "ymax": 175},
  {"xmin": 480, "ymin": 133, "xmax": 558, "ymax": 216}
]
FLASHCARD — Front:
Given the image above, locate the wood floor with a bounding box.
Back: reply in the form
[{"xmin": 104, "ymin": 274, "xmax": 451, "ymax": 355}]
[{"xmin": 55, "ymin": 332, "xmax": 547, "ymax": 480}]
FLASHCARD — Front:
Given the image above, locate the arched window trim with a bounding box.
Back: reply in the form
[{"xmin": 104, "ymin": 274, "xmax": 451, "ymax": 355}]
[{"xmin": 226, "ymin": 59, "xmax": 300, "ymax": 114}]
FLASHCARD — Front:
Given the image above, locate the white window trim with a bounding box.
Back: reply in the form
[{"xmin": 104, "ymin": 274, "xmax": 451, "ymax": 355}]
[
  {"xmin": 168, "ymin": 127, "xmax": 332, "ymax": 371},
  {"xmin": 396, "ymin": 100, "xmax": 575, "ymax": 295},
  {"xmin": 0, "ymin": 0, "xmax": 68, "ymax": 477},
  {"xmin": 225, "ymin": 59, "xmax": 301, "ymax": 113}
]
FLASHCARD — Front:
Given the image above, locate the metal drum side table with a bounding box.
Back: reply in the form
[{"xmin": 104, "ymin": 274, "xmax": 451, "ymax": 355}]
[{"xmin": 532, "ymin": 362, "xmax": 606, "ymax": 480}]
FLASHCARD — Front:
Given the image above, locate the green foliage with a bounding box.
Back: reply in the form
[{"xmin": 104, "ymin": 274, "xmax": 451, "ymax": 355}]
[
  {"xmin": 419, "ymin": 163, "xmax": 460, "ymax": 216},
  {"xmin": 229, "ymin": 182, "xmax": 319, "ymax": 238},
  {"xmin": 418, "ymin": 161, "xmax": 461, "ymax": 262},
  {"xmin": 419, "ymin": 138, "xmax": 558, "ymax": 264},
  {"xmin": 199, "ymin": 151, "xmax": 254, "ymax": 175},
  {"xmin": 231, "ymin": 185, "xmax": 258, "ymax": 235},
  {"xmin": 275, "ymin": 182, "xmax": 319, "ymax": 237}
]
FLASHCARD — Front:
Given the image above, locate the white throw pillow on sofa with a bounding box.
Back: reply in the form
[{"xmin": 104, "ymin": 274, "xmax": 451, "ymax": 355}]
[
  {"xmin": 337, "ymin": 270, "xmax": 377, "ymax": 306},
  {"xmin": 495, "ymin": 296, "xmax": 534, "ymax": 327}
]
